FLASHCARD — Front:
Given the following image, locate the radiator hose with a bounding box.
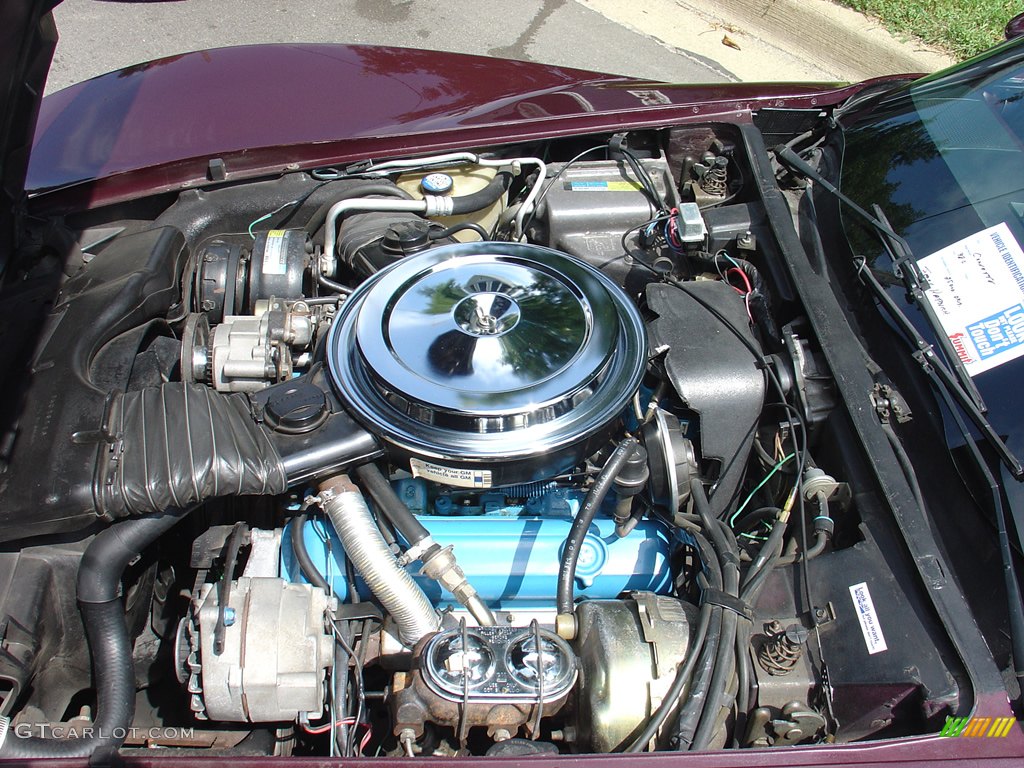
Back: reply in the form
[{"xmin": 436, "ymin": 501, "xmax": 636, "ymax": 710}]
[{"xmin": 0, "ymin": 508, "xmax": 192, "ymax": 758}]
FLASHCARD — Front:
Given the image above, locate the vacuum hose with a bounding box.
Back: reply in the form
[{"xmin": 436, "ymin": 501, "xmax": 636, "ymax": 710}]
[
  {"xmin": 351, "ymin": 463, "xmax": 496, "ymax": 627},
  {"xmin": 556, "ymin": 437, "xmax": 642, "ymax": 638}
]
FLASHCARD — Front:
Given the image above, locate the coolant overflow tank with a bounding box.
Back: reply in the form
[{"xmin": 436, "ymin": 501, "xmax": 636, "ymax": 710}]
[{"xmin": 397, "ymin": 166, "xmax": 503, "ymax": 240}]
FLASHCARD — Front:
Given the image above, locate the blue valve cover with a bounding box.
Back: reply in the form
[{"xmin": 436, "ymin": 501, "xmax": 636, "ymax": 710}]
[{"xmin": 282, "ymin": 512, "xmax": 673, "ymax": 610}]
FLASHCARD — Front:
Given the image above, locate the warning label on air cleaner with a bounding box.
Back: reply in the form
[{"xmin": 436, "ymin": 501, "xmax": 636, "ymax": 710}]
[
  {"xmin": 409, "ymin": 458, "xmax": 492, "ymax": 489},
  {"xmin": 849, "ymin": 582, "xmax": 887, "ymax": 655},
  {"xmin": 919, "ymin": 222, "xmax": 1024, "ymax": 376}
]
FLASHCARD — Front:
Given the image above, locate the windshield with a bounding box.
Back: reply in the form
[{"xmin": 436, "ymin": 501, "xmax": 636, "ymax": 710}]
[
  {"xmin": 841, "ymin": 46, "xmax": 1024, "ymax": 261},
  {"xmin": 839, "ymin": 40, "xmax": 1024, "ymax": 537}
]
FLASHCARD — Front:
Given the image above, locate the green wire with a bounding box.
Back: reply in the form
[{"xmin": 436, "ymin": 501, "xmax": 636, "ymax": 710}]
[
  {"xmin": 729, "ymin": 452, "xmax": 795, "ymax": 528},
  {"xmin": 738, "ymin": 521, "xmax": 773, "ymax": 542},
  {"xmin": 247, "ymin": 212, "xmax": 273, "ymax": 239},
  {"xmin": 247, "ymin": 197, "xmax": 306, "ymax": 239}
]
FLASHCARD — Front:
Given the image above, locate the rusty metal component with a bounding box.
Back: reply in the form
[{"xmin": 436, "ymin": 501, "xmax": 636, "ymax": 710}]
[
  {"xmin": 744, "ymin": 701, "xmax": 826, "ymax": 747},
  {"xmin": 757, "ymin": 621, "xmax": 809, "ymax": 676}
]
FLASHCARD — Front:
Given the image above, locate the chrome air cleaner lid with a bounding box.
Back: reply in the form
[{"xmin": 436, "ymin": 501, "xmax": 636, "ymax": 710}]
[{"xmin": 327, "ymin": 242, "xmax": 646, "ymax": 485}]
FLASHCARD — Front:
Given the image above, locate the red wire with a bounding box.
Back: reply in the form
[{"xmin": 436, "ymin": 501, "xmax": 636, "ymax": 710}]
[
  {"xmin": 727, "ymin": 267, "xmax": 753, "ymax": 295},
  {"xmin": 667, "ymin": 207, "xmax": 682, "ymax": 248},
  {"xmin": 300, "ymin": 717, "xmax": 370, "ymax": 740},
  {"xmin": 301, "ymin": 722, "xmax": 332, "ymax": 735}
]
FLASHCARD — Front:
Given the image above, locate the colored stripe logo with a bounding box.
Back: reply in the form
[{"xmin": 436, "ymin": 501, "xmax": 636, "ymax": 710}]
[{"xmin": 939, "ymin": 716, "xmax": 1016, "ymax": 738}]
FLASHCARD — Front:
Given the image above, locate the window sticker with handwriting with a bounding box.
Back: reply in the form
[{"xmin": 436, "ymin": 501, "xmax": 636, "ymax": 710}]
[{"xmin": 919, "ymin": 222, "xmax": 1024, "ymax": 376}]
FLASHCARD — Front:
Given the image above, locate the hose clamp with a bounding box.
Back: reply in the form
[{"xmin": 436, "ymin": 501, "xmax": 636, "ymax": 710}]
[
  {"xmin": 303, "ymin": 492, "xmax": 327, "ymax": 509},
  {"xmin": 423, "ymin": 195, "xmax": 454, "ymax": 217},
  {"xmin": 398, "ymin": 535, "xmax": 436, "ymax": 567}
]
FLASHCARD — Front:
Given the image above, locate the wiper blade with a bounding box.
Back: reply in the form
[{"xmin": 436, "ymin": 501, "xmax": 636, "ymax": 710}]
[
  {"xmin": 870, "ymin": 203, "xmax": 986, "ymax": 412},
  {"xmin": 773, "ymin": 144, "xmax": 1024, "ymax": 480}
]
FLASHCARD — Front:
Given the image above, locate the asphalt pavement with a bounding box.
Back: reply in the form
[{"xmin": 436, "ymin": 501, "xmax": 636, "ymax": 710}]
[
  {"xmin": 46, "ymin": 0, "xmax": 734, "ymax": 95},
  {"xmin": 47, "ymin": 0, "xmax": 955, "ymax": 96}
]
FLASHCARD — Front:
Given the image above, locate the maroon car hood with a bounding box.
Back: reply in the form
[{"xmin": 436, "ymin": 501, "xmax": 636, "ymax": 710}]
[{"xmin": 26, "ymin": 43, "xmax": 880, "ymax": 211}]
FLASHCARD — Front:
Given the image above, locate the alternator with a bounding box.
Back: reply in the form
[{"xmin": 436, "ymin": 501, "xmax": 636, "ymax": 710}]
[{"xmin": 179, "ymin": 577, "xmax": 335, "ymax": 722}]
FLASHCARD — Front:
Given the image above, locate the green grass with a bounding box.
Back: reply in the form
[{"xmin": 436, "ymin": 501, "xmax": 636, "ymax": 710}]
[{"xmin": 838, "ymin": 0, "xmax": 1018, "ymax": 59}]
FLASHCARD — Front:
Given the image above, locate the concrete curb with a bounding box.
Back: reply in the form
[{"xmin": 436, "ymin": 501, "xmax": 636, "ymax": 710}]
[{"xmin": 579, "ymin": 0, "xmax": 957, "ymax": 82}]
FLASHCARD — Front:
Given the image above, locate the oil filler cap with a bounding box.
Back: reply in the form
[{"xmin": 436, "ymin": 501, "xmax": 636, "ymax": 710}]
[{"xmin": 262, "ymin": 381, "xmax": 329, "ymax": 434}]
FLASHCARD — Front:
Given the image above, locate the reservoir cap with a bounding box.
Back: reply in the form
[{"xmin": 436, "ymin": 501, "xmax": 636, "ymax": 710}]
[{"xmin": 421, "ymin": 172, "xmax": 454, "ymax": 195}]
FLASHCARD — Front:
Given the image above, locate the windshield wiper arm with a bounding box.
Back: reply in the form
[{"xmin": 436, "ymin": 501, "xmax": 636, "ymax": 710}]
[
  {"xmin": 775, "ymin": 145, "xmax": 983, "ymax": 407},
  {"xmin": 870, "ymin": 203, "xmax": 987, "ymax": 411},
  {"xmin": 774, "ymin": 144, "xmax": 1024, "ymax": 480}
]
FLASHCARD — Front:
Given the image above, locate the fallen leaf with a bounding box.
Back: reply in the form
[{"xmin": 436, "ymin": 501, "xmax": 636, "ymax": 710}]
[{"xmin": 722, "ymin": 35, "xmax": 741, "ymax": 51}]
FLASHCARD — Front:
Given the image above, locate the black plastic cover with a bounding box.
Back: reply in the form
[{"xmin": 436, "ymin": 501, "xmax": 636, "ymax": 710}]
[
  {"xmin": 646, "ymin": 280, "xmax": 766, "ymax": 516},
  {"xmin": 250, "ymin": 367, "xmax": 383, "ymax": 484},
  {"xmin": 0, "ymin": 226, "xmax": 188, "ymax": 541}
]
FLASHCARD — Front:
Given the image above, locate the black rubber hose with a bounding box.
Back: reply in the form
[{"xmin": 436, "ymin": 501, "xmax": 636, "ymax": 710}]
[
  {"xmin": 742, "ymin": 516, "xmax": 787, "ymax": 591},
  {"xmin": 291, "ymin": 514, "xmax": 331, "ymax": 592},
  {"xmin": 775, "ymin": 530, "xmax": 828, "ymax": 565},
  {"xmin": 733, "ymin": 506, "xmax": 781, "ymax": 535},
  {"xmin": 352, "ymin": 463, "xmax": 431, "ymax": 547},
  {"xmin": 557, "ymin": 437, "xmax": 640, "ymax": 616},
  {"xmin": 692, "ymin": 600, "xmax": 737, "ymax": 750},
  {"xmin": 690, "ymin": 481, "xmax": 741, "ymax": 751},
  {"xmin": 428, "ymin": 222, "xmax": 490, "ymax": 241},
  {"xmin": 625, "ymin": 600, "xmax": 713, "ymax": 752},
  {"xmin": 333, "ymin": 622, "xmax": 354, "ymax": 756},
  {"xmin": 306, "ymin": 183, "xmax": 414, "ymax": 243},
  {"xmin": 2, "ymin": 508, "xmax": 191, "ymax": 758},
  {"xmin": 734, "ymin": 628, "xmax": 752, "ymax": 735},
  {"xmin": 674, "ymin": 480, "xmax": 740, "ymax": 751},
  {"xmin": 448, "ymin": 169, "xmax": 513, "ymax": 215},
  {"xmin": 674, "ymin": 604, "xmax": 724, "ymax": 749}
]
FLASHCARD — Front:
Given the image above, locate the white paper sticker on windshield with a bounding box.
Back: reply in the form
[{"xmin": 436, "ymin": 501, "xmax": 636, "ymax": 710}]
[
  {"xmin": 919, "ymin": 222, "xmax": 1024, "ymax": 376},
  {"xmin": 849, "ymin": 582, "xmax": 887, "ymax": 655}
]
